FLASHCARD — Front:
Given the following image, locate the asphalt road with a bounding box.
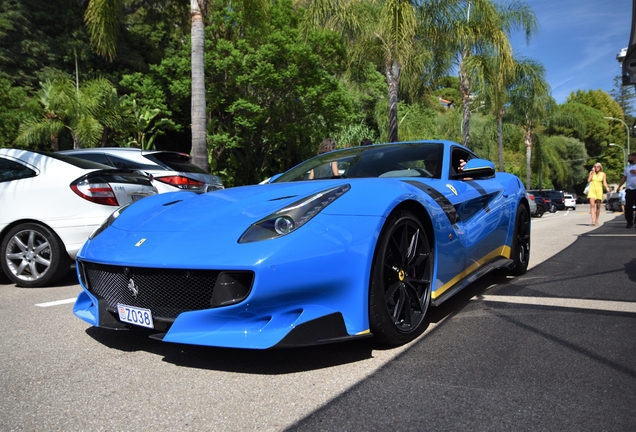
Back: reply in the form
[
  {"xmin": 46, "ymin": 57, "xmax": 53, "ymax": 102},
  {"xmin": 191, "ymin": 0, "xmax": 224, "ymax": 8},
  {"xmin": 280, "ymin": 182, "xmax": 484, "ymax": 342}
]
[{"xmin": 1, "ymin": 209, "xmax": 634, "ymax": 431}]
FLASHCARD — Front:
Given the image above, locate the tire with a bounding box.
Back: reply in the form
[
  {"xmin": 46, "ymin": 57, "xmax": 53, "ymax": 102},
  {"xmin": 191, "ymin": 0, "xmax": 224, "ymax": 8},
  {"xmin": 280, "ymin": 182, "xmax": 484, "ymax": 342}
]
[
  {"xmin": 1, "ymin": 223, "xmax": 71, "ymax": 288},
  {"xmin": 550, "ymin": 204, "xmax": 557, "ymax": 213},
  {"xmin": 508, "ymin": 204, "xmax": 530, "ymax": 276},
  {"xmin": 369, "ymin": 210, "xmax": 433, "ymax": 345},
  {"xmin": 533, "ymin": 207, "xmax": 544, "ymax": 218}
]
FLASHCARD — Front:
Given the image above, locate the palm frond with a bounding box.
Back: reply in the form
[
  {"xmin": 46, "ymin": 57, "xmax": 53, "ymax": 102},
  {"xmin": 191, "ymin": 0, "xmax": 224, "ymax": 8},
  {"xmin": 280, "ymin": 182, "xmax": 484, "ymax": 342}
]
[
  {"xmin": 85, "ymin": 0, "xmax": 122, "ymax": 61},
  {"xmin": 15, "ymin": 118, "xmax": 66, "ymax": 147}
]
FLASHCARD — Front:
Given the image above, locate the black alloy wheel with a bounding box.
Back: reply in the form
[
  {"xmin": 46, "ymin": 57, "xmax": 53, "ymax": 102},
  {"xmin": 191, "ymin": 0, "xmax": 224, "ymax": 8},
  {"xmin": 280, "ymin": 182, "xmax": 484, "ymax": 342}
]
[
  {"xmin": 508, "ymin": 204, "xmax": 530, "ymax": 276},
  {"xmin": 369, "ymin": 209, "xmax": 433, "ymax": 345}
]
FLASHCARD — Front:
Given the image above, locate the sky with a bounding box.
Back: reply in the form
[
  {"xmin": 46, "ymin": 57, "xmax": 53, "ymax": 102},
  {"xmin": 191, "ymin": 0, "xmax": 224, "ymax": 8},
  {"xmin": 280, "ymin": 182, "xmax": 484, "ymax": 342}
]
[{"xmin": 509, "ymin": 0, "xmax": 632, "ymax": 105}]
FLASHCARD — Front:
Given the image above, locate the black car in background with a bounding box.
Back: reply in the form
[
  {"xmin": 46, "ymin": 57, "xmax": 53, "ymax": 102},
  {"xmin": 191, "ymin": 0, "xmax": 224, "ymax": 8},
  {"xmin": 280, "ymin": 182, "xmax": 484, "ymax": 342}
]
[
  {"xmin": 530, "ymin": 193, "xmax": 550, "ymax": 217},
  {"xmin": 528, "ymin": 189, "xmax": 565, "ymax": 212},
  {"xmin": 605, "ymin": 193, "xmax": 623, "ymax": 212}
]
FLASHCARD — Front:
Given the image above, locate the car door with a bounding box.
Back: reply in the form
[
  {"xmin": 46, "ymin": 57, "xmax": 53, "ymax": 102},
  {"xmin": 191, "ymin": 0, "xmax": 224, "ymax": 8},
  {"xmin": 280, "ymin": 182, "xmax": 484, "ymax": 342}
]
[{"xmin": 441, "ymin": 146, "xmax": 509, "ymax": 271}]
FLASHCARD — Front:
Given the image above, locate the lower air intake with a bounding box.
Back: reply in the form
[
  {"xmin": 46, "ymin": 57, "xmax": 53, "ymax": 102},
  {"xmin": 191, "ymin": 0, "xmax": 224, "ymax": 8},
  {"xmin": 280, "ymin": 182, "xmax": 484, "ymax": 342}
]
[{"xmin": 78, "ymin": 261, "xmax": 253, "ymax": 319}]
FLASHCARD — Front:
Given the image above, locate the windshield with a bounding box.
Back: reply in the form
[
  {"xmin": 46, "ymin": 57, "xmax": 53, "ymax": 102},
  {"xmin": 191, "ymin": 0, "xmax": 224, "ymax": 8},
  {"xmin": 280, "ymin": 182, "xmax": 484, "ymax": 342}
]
[{"xmin": 274, "ymin": 142, "xmax": 445, "ymax": 182}]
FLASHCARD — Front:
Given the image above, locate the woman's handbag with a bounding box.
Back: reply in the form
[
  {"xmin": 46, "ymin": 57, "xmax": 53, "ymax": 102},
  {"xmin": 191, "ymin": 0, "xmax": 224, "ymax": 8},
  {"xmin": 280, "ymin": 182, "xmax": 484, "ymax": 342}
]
[{"xmin": 583, "ymin": 182, "xmax": 590, "ymax": 194}]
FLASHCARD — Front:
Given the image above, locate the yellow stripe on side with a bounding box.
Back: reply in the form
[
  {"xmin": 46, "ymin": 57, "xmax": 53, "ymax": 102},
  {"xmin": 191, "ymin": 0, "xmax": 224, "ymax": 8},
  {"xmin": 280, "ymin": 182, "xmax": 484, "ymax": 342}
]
[{"xmin": 432, "ymin": 245, "xmax": 512, "ymax": 300}]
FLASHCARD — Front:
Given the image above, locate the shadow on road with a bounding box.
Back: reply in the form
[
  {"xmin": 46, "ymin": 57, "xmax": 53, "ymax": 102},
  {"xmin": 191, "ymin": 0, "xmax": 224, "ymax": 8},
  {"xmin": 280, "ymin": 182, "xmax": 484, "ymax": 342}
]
[
  {"xmin": 82, "ymin": 270, "xmax": 509, "ymax": 374},
  {"xmin": 85, "ymin": 325, "xmax": 376, "ymax": 373},
  {"xmin": 75, "ymin": 215, "xmax": 636, "ymax": 376}
]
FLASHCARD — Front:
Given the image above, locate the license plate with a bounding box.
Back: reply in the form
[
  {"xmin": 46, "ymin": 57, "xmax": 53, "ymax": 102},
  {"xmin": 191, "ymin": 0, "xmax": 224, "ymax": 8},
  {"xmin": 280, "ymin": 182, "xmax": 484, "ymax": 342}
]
[
  {"xmin": 131, "ymin": 194, "xmax": 146, "ymax": 202},
  {"xmin": 117, "ymin": 304, "xmax": 154, "ymax": 329}
]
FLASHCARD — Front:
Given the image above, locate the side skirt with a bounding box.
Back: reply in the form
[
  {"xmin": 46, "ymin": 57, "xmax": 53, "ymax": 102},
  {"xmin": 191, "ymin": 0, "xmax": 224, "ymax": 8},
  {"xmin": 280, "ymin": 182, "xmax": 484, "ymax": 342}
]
[{"xmin": 431, "ymin": 257, "xmax": 514, "ymax": 307}]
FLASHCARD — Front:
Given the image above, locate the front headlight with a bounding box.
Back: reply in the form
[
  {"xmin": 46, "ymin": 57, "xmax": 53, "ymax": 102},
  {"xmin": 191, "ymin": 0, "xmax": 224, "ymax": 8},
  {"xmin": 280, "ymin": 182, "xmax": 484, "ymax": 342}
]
[
  {"xmin": 238, "ymin": 184, "xmax": 351, "ymax": 243},
  {"xmin": 89, "ymin": 204, "xmax": 131, "ymax": 240}
]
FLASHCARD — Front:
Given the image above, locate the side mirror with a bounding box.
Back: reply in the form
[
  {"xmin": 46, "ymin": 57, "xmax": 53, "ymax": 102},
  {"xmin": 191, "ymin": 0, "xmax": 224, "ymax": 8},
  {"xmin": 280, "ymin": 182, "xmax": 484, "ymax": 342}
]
[{"xmin": 454, "ymin": 158, "xmax": 495, "ymax": 179}]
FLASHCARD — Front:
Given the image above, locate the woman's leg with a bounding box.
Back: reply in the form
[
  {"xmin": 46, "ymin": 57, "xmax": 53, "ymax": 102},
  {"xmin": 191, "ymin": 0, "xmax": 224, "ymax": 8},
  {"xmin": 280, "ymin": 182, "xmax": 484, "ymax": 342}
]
[
  {"xmin": 589, "ymin": 198, "xmax": 596, "ymax": 224},
  {"xmin": 595, "ymin": 200, "xmax": 601, "ymax": 225}
]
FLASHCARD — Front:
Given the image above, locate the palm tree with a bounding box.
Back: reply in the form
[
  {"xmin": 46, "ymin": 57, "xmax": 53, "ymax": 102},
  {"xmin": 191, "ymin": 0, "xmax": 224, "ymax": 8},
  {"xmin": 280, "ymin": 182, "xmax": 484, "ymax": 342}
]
[
  {"xmin": 362, "ymin": 0, "xmax": 424, "ymax": 142},
  {"xmin": 468, "ymin": 53, "xmax": 545, "ymax": 171},
  {"xmin": 532, "ymin": 134, "xmax": 569, "ymax": 189},
  {"xmin": 16, "ymin": 78, "xmax": 118, "ymax": 150},
  {"xmin": 438, "ymin": 0, "xmax": 536, "ymax": 149},
  {"xmin": 190, "ymin": 0, "xmax": 208, "ymax": 170},
  {"xmin": 506, "ymin": 75, "xmax": 551, "ymax": 189},
  {"xmin": 15, "ymin": 81, "xmax": 66, "ymax": 151}
]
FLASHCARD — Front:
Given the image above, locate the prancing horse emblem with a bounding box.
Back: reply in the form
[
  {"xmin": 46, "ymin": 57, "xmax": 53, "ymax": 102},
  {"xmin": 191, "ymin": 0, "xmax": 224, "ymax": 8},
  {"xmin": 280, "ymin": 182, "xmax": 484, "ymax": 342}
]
[
  {"xmin": 446, "ymin": 184, "xmax": 458, "ymax": 196},
  {"xmin": 128, "ymin": 279, "xmax": 138, "ymax": 298}
]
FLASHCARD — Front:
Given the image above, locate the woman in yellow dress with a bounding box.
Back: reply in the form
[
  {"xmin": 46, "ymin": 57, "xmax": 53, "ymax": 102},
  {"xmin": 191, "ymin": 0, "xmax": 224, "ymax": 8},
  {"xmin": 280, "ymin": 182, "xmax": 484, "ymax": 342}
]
[{"xmin": 587, "ymin": 162, "xmax": 610, "ymax": 226}]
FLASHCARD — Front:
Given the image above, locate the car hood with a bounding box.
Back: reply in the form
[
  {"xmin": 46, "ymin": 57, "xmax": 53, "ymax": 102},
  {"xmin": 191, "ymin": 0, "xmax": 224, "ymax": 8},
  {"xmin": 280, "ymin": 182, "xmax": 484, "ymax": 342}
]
[
  {"xmin": 108, "ymin": 181, "xmax": 363, "ymax": 234},
  {"xmin": 78, "ymin": 177, "xmax": 445, "ymax": 267}
]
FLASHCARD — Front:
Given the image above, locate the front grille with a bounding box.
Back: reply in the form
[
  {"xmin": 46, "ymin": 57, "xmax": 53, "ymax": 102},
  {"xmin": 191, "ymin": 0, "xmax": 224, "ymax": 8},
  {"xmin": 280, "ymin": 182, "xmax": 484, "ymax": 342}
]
[{"xmin": 79, "ymin": 261, "xmax": 239, "ymax": 319}]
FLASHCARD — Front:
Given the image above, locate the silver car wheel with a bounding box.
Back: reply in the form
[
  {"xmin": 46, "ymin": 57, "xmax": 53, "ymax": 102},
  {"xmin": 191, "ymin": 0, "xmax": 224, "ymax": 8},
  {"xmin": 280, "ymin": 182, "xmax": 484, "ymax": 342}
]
[{"xmin": 1, "ymin": 223, "xmax": 70, "ymax": 287}]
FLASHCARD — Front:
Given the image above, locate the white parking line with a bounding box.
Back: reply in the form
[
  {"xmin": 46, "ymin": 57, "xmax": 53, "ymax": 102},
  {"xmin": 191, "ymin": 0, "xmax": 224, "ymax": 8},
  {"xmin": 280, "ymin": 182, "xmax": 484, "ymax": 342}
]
[
  {"xmin": 35, "ymin": 298, "xmax": 77, "ymax": 307},
  {"xmin": 585, "ymin": 233, "xmax": 636, "ymax": 237},
  {"xmin": 474, "ymin": 295, "xmax": 636, "ymax": 313}
]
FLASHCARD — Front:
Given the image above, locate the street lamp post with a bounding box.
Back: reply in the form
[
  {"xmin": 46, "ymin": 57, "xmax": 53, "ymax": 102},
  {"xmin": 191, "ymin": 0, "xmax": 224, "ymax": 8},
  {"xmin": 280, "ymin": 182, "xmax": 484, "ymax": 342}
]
[
  {"xmin": 609, "ymin": 142, "xmax": 627, "ymax": 167},
  {"xmin": 604, "ymin": 116, "xmax": 630, "ymax": 159}
]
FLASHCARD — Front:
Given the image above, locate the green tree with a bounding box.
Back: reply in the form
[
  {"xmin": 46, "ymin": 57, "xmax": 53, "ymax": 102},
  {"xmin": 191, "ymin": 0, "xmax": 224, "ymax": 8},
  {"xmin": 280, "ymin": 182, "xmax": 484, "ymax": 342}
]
[
  {"xmin": 431, "ymin": 75, "xmax": 462, "ymax": 108},
  {"xmin": 202, "ymin": 1, "xmax": 355, "ymax": 185},
  {"xmin": 0, "ymin": 0, "xmax": 87, "ymax": 90},
  {"xmin": 531, "ymin": 134, "xmax": 568, "ymax": 189},
  {"xmin": 84, "ymin": 0, "xmax": 189, "ymax": 64},
  {"xmin": 566, "ymin": 89, "xmax": 628, "ymax": 175},
  {"xmin": 334, "ymin": 122, "xmax": 379, "ymax": 148},
  {"xmin": 0, "ymin": 79, "xmax": 32, "ymax": 148},
  {"xmin": 115, "ymin": 97, "xmax": 175, "ymax": 150},
  {"xmin": 539, "ymin": 135, "xmax": 588, "ymax": 192},
  {"xmin": 1, "ymin": 0, "xmax": 167, "ymax": 97},
  {"xmin": 340, "ymin": 60, "xmax": 387, "ymax": 142},
  {"xmin": 568, "ymin": 88, "xmax": 625, "ymax": 118},
  {"xmin": 548, "ymin": 102, "xmax": 608, "ymax": 158},
  {"xmin": 373, "ymin": 100, "xmax": 439, "ymax": 142}
]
